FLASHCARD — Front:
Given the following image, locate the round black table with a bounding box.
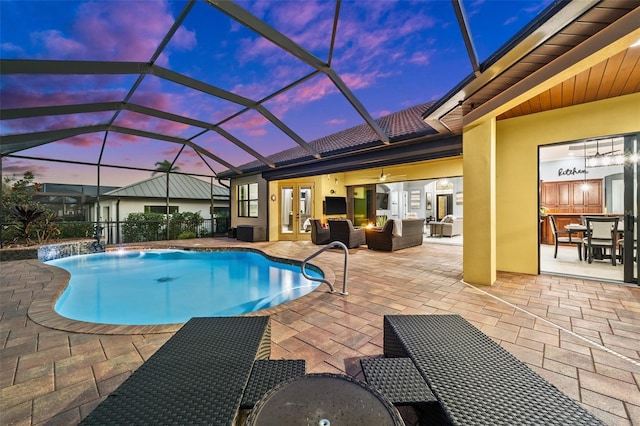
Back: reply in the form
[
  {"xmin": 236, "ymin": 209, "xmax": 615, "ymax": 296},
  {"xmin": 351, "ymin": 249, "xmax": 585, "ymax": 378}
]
[{"xmin": 247, "ymin": 373, "xmax": 405, "ymax": 426}]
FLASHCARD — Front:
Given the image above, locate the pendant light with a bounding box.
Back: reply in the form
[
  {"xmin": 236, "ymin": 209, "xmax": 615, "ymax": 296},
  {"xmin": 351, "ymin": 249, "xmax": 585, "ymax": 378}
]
[{"xmin": 581, "ymin": 140, "xmax": 589, "ymax": 191}]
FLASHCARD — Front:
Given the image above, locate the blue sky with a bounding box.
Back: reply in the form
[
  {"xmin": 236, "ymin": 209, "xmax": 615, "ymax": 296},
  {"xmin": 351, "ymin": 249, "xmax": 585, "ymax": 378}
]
[{"xmin": 1, "ymin": 0, "xmax": 553, "ymax": 186}]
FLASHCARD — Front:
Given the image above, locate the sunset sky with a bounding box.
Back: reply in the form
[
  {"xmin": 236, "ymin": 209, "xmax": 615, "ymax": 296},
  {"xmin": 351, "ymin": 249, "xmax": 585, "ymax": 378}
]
[{"xmin": 1, "ymin": 0, "xmax": 553, "ymax": 187}]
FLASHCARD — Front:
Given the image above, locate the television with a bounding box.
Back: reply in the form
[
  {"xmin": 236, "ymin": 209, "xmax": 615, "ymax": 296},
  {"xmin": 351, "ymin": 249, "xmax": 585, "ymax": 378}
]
[
  {"xmin": 325, "ymin": 196, "xmax": 347, "ymax": 215},
  {"xmin": 376, "ymin": 193, "xmax": 389, "ymax": 209}
]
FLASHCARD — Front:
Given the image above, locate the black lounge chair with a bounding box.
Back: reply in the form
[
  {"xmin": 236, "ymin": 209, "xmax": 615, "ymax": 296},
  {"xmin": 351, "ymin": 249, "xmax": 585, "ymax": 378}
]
[
  {"xmin": 81, "ymin": 316, "xmax": 304, "ymax": 425},
  {"xmin": 380, "ymin": 315, "xmax": 604, "ymax": 425}
]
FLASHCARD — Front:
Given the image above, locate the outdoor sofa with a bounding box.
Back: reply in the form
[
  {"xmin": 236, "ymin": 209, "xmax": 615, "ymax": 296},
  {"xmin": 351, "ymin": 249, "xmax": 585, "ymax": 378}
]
[{"xmin": 366, "ymin": 218, "xmax": 425, "ymax": 251}]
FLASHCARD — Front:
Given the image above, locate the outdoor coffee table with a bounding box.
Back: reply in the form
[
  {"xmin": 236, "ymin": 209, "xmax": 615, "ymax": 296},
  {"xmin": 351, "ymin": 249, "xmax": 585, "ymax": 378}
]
[{"xmin": 247, "ymin": 373, "xmax": 404, "ymax": 426}]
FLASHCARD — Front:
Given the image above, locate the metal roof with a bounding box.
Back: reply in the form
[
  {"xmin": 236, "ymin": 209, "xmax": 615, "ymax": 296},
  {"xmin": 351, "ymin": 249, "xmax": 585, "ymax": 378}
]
[
  {"xmin": 219, "ymin": 102, "xmax": 438, "ymax": 177},
  {"xmin": 104, "ymin": 173, "xmax": 228, "ymax": 200}
]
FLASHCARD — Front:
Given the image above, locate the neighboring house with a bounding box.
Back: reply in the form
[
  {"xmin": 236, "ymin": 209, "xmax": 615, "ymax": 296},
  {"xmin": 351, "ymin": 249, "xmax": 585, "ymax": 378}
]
[
  {"xmin": 219, "ymin": 4, "xmax": 640, "ymax": 286},
  {"xmin": 33, "ymin": 183, "xmax": 119, "ymax": 220},
  {"xmin": 90, "ymin": 174, "xmax": 229, "ymax": 225}
]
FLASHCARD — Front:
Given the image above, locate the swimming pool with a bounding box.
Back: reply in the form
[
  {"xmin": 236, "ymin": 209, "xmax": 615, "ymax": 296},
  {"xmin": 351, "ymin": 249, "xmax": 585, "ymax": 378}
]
[{"xmin": 48, "ymin": 249, "xmax": 323, "ymax": 325}]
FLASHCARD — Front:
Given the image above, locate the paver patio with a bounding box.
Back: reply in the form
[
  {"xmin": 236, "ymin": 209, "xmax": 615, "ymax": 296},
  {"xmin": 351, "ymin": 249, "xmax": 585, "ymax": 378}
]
[{"xmin": 1, "ymin": 238, "xmax": 639, "ymax": 425}]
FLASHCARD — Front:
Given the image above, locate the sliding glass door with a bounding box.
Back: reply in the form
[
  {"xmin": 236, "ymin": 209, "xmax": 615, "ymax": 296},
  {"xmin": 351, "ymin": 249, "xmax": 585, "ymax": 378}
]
[
  {"xmin": 539, "ymin": 134, "xmax": 638, "ymax": 285},
  {"xmin": 622, "ymin": 134, "xmax": 638, "ymax": 283}
]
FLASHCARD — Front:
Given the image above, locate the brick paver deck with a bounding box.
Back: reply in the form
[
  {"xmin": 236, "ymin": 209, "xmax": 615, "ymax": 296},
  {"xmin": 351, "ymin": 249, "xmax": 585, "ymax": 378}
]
[{"xmin": 1, "ymin": 238, "xmax": 639, "ymax": 425}]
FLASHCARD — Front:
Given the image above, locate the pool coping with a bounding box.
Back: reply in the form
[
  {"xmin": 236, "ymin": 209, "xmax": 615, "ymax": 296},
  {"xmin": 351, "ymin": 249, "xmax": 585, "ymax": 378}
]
[{"xmin": 28, "ymin": 244, "xmax": 336, "ymax": 335}]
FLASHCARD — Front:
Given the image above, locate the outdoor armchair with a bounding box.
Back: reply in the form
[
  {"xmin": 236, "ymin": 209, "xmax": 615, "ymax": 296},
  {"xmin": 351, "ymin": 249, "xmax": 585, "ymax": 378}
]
[{"xmin": 328, "ymin": 219, "xmax": 366, "ymax": 248}]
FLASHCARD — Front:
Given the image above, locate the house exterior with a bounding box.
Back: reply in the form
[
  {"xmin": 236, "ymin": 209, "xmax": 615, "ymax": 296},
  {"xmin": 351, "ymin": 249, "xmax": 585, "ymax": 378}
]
[
  {"xmin": 219, "ymin": 3, "xmax": 640, "ymax": 286},
  {"xmin": 88, "ymin": 174, "xmax": 230, "ymax": 242}
]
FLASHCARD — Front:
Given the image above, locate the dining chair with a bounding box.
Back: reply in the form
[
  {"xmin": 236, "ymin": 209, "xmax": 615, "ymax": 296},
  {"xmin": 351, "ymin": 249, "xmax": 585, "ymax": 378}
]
[
  {"xmin": 583, "ymin": 216, "xmax": 619, "ymax": 265},
  {"xmin": 549, "ymin": 215, "xmax": 582, "ymax": 260},
  {"xmin": 617, "ymin": 225, "xmax": 637, "ymax": 265}
]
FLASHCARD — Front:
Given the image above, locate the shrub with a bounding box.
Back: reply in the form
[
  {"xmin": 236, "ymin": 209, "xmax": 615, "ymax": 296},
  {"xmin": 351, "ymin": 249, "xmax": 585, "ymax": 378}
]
[
  {"xmin": 122, "ymin": 212, "xmax": 166, "ymax": 242},
  {"xmin": 58, "ymin": 222, "xmax": 95, "ymax": 239},
  {"xmin": 177, "ymin": 231, "xmax": 197, "ymax": 239},
  {"xmin": 168, "ymin": 212, "xmax": 203, "ymax": 240},
  {"xmin": 6, "ymin": 204, "xmax": 60, "ymax": 245}
]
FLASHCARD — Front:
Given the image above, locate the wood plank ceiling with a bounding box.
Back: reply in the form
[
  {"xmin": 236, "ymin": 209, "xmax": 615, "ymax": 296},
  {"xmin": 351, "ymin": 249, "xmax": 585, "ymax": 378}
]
[{"xmin": 498, "ymin": 44, "xmax": 640, "ymax": 119}]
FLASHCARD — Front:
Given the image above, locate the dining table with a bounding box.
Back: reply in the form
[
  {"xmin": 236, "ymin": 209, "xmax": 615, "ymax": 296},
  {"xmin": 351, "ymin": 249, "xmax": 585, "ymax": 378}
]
[{"xmin": 564, "ymin": 221, "xmax": 624, "ymax": 262}]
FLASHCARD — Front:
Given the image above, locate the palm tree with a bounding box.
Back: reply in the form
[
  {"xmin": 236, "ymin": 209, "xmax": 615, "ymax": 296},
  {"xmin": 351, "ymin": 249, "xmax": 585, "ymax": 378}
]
[
  {"xmin": 153, "ymin": 160, "xmax": 180, "ymax": 240},
  {"xmin": 152, "ymin": 160, "xmax": 180, "ymax": 176}
]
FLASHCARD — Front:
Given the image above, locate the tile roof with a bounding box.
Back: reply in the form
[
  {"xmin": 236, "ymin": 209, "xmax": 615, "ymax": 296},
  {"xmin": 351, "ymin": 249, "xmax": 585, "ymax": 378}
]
[
  {"xmin": 232, "ymin": 102, "xmax": 437, "ymax": 175},
  {"xmin": 104, "ymin": 174, "xmax": 229, "ymax": 200}
]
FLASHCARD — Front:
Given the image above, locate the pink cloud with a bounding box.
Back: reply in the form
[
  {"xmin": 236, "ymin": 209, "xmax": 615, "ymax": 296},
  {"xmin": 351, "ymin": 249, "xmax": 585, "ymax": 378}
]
[
  {"xmin": 1, "ymin": 158, "xmax": 49, "ymax": 179},
  {"xmin": 221, "ymin": 112, "xmax": 269, "ymax": 137},
  {"xmin": 372, "ymin": 109, "xmax": 391, "ymax": 119},
  {"xmin": 326, "ymin": 118, "xmax": 346, "ymax": 126},
  {"xmin": 504, "ymin": 16, "xmax": 518, "ymax": 26},
  {"xmin": 0, "ymin": 76, "xmax": 128, "ymax": 109},
  {"xmin": 30, "ymin": 0, "xmax": 196, "ymax": 64},
  {"xmin": 409, "ymin": 52, "xmax": 430, "ymax": 65},
  {"xmin": 61, "ymin": 134, "xmax": 102, "ymax": 148},
  {"xmin": 113, "ymin": 111, "xmax": 190, "ymax": 137},
  {"xmin": 0, "ymin": 42, "xmax": 24, "ymax": 55}
]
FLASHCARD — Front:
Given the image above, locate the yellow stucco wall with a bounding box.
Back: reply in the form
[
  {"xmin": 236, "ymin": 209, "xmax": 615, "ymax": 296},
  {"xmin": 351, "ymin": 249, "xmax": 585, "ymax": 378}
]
[
  {"xmin": 267, "ymin": 157, "xmax": 463, "ymax": 241},
  {"xmin": 462, "ymin": 119, "xmax": 496, "ymax": 285},
  {"xmin": 495, "ymin": 92, "xmax": 640, "ymax": 275}
]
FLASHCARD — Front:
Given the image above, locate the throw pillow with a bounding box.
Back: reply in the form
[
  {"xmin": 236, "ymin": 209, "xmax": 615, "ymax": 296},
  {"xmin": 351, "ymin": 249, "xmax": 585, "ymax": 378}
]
[{"xmin": 443, "ymin": 215, "xmax": 456, "ymax": 223}]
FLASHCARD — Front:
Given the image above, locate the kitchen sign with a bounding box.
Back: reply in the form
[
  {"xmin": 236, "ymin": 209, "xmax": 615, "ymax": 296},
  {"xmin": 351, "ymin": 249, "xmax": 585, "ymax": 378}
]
[{"xmin": 558, "ymin": 167, "xmax": 587, "ymax": 177}]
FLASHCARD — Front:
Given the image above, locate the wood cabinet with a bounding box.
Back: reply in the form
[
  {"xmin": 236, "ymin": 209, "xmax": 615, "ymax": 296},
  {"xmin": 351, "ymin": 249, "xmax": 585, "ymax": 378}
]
[
  {"xmin": 540, "ymin": 179, "xmax": 603, "ymax": 245},
  {"xmin": 540, "ymin": 179, "xmax": 602, "ymax": 214}
]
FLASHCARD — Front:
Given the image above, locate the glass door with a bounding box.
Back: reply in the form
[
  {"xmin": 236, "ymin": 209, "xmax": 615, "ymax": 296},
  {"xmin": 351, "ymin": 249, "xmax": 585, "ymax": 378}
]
[
  {"xmin": 279, "ymin": 183, "xmax": 314, "ymax": 241},
  {"xmin": 622, "ymin": 134, "xmax": 638, "ymax": 284}
]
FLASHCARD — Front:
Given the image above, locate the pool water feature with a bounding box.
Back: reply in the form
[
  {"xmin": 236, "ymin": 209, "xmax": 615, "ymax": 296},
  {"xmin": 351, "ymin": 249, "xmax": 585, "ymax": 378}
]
[{"xmin": 48, "ymin": 249, "xmax": 323, "ymax": 325}]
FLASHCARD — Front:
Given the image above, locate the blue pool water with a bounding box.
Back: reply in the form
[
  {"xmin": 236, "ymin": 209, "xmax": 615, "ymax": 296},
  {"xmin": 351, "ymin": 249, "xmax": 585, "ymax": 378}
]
[{"xmin": 48, "ymin": 249, "xmax": 323, "ymax": 325}]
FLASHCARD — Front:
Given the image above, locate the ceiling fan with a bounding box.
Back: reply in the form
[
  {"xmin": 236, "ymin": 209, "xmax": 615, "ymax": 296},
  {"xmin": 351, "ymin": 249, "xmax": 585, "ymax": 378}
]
[
  {"xmin": 361, "ymin": 167, "xmax": 407, "ymax": 182},
  {"xmin": 568, "ymin": 138, "xmax": 621, "ymax": 156}
]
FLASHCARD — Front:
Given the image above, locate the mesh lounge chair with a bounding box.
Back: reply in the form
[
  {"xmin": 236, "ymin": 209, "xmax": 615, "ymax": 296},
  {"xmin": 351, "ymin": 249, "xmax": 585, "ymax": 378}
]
[{"xmin": 328, "ymin": 219, "xmax": 366, "ymax": 248}]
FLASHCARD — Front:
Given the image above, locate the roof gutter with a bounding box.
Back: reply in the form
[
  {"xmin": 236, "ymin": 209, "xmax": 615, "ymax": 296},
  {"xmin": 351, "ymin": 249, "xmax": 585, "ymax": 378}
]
[
  {"xmin": 421, "ymin": 0, "xmax": 596, "ymax": 127},
  {"xmin": 259, "ymin": 134, "xmax": 462, "ymax": 181}
]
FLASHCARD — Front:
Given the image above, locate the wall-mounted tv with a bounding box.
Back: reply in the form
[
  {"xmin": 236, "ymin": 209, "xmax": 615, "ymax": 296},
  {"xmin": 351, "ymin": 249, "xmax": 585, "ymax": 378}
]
[
  {"xmin": 376, "ymin": 193, "xmax": 389, "ymax": 210},
  {"xmin": 325, "ymin": 196, "xmax": 347, "ymax": 215}
]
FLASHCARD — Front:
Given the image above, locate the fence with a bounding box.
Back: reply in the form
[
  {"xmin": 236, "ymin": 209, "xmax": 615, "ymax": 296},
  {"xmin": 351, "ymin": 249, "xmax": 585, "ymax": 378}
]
[
  {"xmin": 100, "ymin": 217, "xmax": 231, "ymax": 244},
  {"xmin": 1, "ymin": 218, "xmax": 231, "ymax": 247}
]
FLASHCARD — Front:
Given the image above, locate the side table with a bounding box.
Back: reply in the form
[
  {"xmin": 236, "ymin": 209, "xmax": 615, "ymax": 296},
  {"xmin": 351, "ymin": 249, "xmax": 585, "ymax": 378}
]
[{"xmin": 247, "ymin": 373, "xmax": 404, "ymax": 425}]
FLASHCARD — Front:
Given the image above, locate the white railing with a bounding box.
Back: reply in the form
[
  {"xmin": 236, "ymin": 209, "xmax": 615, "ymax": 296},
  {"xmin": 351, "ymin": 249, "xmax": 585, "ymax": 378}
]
[{"xmin": 301, "ymin": 241, "xmax": 349, "ymax": 295}]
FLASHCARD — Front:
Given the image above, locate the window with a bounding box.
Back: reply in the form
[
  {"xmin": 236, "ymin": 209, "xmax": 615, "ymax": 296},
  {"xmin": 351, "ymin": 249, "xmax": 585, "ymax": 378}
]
[
  {"xmin": 145, "ymin": 205, "xmax": 179, "ymax": 214},
  {"xmin": 238, "ymin": 183, "xmax": 258, "ymax": 217}
]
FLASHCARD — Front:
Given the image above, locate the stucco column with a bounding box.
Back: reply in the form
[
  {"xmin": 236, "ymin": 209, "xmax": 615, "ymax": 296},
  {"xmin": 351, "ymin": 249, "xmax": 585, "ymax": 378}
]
[{"xmin": 463, "ymin": 118, "xmax": 496, "ymax": 286}]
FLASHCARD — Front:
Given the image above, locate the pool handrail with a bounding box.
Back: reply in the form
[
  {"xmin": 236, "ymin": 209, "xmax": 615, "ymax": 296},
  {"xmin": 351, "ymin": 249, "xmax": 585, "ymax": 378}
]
[{"xmin": 301, "ymin": 241, "xmax": 349, "ymax": 295}]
